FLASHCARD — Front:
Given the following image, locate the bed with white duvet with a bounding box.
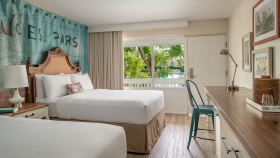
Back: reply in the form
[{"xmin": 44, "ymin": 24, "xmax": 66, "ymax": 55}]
[
  {"xmin": 31, "ymin": 66, "xmax": 165, "ymax": 153},
  {"xmin": 37, "ymin": 89, "xmax": 164, "ymax": 125},
  {"xmin": 0, "ymin": 116, "xmax": 126, "ymax": 158}
]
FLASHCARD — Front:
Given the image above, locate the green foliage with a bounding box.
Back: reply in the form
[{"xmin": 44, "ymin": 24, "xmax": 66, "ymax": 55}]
[
  {"xmin": 124, "ymin": 51, "xmax": 145, "ymax": 79},
  {"xmin": 124, "ymin": 46, "xmax": 152, "ymax": 79},
  {"xmin": 154, "ymin": 51, "xmax": 168, "ymax": 66},
  {"xmin": 124, "ymin": 44, "xmax": 184, "ymax": 79},
  {"xmin": 155, "ymin": 66, "xmax": 170, "ymax": 78},
  {"xmin": 154, "ymin": 50, "xmax": 169, "ymax": 78},
  {"xmin": 169, "ymin": 45, "xmax": 184, "ymax": 58},
  {"xmin": 177, "ymin": 59, "xmax": 183, "ymax": 67},
  {"xmin": 124, "ymin": 47, "xmax": 136, "ymax": 52},
  {"xmin": 142, "ymin": 46, "xmax": 152, "ymax": 56}
]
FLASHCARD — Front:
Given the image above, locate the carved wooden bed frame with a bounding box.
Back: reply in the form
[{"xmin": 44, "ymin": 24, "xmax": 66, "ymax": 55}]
[
  {"xmin": 25, "ymin": 47, "xmax": 165, "ymax": 153},
  {"xmin": 26, "ymin": 47, "xmax": 80, "ymax": 103}
]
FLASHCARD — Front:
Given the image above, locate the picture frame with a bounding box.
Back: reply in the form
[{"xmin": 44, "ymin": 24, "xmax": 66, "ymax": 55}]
[
  {"xmin": 252, "ymin": 47, "xmax": 273, "ymax": 78},
  {"xmin": 242, "ymin": 32, "xmax": 252, "ymax": 72},
  {"xmin": 252, "ymin": 0, "xmax": 280, "ymax": 45}
]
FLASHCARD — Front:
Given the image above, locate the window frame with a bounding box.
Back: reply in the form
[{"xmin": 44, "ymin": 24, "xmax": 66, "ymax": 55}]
[{"xmin": 123, "ymin": 36, "xmax": 187, "ymax": 88}]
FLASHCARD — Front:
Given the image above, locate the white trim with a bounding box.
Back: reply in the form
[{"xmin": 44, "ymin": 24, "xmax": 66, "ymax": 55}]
[
  {"xmin": 124, "ymin": 35, "xmax": 186, "ymax": 40},
  {"xmin": 184, "ymin": 37, "xmax": 188, "ymax": 81},
  {"xmin": 151, "ymin": 40, "xmax": 155, "ymax": 88},
  {"xmin": 88, "ymin": 20, "xmax": 188, "ymax": 33},
  {"xmin": 184, "ymin": 37, "xmax": 189, "ymax": 113},
  {"xmin": 124, "ymin": 37, "xmax": 185, "ymax": 47}
]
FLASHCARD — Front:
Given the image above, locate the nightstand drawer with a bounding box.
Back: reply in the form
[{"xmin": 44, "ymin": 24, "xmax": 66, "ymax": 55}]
[{"xmin": 12, "ymin": 106, "xmax": 48, "ymax": 119}]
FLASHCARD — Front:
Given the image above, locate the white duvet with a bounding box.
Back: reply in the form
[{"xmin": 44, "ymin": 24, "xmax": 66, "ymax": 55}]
[
  {"xmin": 55, "ymin": 89, "xmax": 164, "ymax": 124},
  {"xmin": 0, "ymin": 116, "xmax": 126, "ymax": 158}
]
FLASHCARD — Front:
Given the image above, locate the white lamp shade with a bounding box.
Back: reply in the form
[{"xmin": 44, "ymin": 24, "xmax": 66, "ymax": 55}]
[{"xmin": 4, "ymin": 65, "xmax": 29, "ymax": 88}]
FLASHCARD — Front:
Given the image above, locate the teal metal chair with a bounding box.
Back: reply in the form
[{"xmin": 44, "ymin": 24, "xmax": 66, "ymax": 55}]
[{"xmin": 185, "ymin": 79, "xmax": 215, "ymax": 149}]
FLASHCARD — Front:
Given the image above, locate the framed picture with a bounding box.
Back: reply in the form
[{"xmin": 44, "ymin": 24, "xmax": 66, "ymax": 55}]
[
  {"xmin": 252, "ymin": 47, "xmax": 272, "ymax": 78},
  {"xmin": 242, "ymin": 32, "xmax": 252, "ymax": 72},
  {"xmin": 252, "ymin": 0, "xmax": 280, "ymax": 45}
]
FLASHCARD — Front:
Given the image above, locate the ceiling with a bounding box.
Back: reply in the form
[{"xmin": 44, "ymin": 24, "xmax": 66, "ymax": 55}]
[{"xmin": 24, "ymin": 0, "xmax": 242, "ymax": 27}]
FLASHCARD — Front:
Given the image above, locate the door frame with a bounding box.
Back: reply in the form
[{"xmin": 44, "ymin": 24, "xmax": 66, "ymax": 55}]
[{"xmin": 185, "ymin": 33, "xmax": 228, "ymax": 114}]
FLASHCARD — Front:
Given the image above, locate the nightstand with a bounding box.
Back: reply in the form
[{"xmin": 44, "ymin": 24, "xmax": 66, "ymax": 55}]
[{"xmin": 1, "ymin": 103, "xmax": 49, "ymax": 119}]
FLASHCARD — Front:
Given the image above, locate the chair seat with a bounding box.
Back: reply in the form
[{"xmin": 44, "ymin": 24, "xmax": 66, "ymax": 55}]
[
  {"xmin": 196, "ymin": 104, "xmax": 214, "ymax": 109},
  {"xmin": 193, "ymin": 105, "xmax": 214, "ymax": 114}
]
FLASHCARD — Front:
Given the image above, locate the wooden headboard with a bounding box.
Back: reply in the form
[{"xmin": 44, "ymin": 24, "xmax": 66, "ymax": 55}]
[{"xmin": 26, "ymin": 47, "xmax": 81, "ymax": 103}]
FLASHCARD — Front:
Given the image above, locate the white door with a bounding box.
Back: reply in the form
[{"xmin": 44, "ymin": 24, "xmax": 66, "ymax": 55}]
[{"xmin": 187, "ymin": 35, "xmax": 227, "ymax": 108}]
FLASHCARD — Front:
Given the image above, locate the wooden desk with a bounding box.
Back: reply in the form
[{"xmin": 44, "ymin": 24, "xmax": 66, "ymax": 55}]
[{"xmin": 205, "ymin": 86, "xmax": 280, "ymax": 158}]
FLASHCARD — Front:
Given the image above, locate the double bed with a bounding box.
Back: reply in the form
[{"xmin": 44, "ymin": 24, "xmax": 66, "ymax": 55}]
[
  {"xmin": 26, "ymin": 47, "xmax": 166, "ymax": 153},
  {"xmin": 0, "ymin": 116, "xmax": 126, "ymax": 158}
]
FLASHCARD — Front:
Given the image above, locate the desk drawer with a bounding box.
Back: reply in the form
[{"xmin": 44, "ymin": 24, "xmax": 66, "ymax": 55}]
[
  {"xmin": 12, "ymin": 107, "xmax": 49, "ymax": 119},
  {"xmin": 217, "ymin": 112, "xmax": 249, "ymax": 158}
]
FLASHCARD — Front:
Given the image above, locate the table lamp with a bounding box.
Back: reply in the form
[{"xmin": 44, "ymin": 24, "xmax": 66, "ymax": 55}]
[
  {"xmin": 220, "ymin": 49, "xmax": 239, "ymax": 90},
  {"xmin": 4, "ymin": 65, "xmax": 29, "ymax": 108}
]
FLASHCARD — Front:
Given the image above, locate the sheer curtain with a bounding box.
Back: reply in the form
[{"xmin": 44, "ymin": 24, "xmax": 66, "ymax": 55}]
[{"xmin": 88, "ymin": 31, "xmax": 123, "ymax": 90}]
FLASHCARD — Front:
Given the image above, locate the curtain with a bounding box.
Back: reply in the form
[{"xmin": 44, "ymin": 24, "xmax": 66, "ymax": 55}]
[{"xmin": 88, "ymin": 31, "xmax": 123, "ymax": 90}]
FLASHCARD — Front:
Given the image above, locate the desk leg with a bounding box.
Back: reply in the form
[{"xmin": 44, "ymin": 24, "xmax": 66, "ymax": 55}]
[
  {"xmin": 206, "ymin": 93, "xmax": 211, "ymax": 105},
  {"xmin": 205, "ymin": 93, "xmax": 212, "ymax": 131}
]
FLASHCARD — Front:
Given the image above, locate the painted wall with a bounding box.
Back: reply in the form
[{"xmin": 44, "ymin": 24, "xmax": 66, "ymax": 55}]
[
  {"xmin": 123, "ymin": 19, "xmax": 227, "ymax": 38},
  {"xmin": 0, "ymin": 0, "xmax": 88, "ymax": 107},
  {"xmin": 228, "ymin": 0, "xmax": 258, "ymax": 89},
  {"xmin": 123, "ymin": 19, "xmax": 227, "ymax": 114},
  {"xmin": 228, "ymin": 0, "xmax": 280, "ymax": 89}
]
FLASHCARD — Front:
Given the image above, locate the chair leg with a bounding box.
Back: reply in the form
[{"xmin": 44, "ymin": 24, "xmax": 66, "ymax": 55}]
[
  {"xmin": 211, "ymin": 112, "xmax": 215, "ymax": 131},
  {"xmin": 193, "ymin": 112, "xmax": 200, "ymax": 139},
  {"xmin": 187, "ymin": 111, "xmax": 196, "ymax": 149}
]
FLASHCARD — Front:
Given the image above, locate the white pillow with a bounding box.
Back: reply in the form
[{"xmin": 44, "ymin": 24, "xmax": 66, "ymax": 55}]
[
  {"xmin": 69, "ymin": 73, "xmax": 93, "ymax": 91},
  {"xmin": 42, "ymin": 75, "xmax": 71, "ymax": 100},
  {"xmin": 35, "ymin": 74, "xmax": 46, "ymax": 99},
  {"xmin": 35, "ymin": 73, "xmax": 64, "ymax": 99}
]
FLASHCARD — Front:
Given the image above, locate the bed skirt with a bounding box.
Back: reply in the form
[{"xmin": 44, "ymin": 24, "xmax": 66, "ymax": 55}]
[{"xmin": 50, "ymin": 107, "xmax": 166, "ymax": 153}]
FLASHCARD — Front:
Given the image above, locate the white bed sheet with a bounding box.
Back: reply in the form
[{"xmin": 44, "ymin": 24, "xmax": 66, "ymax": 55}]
[
  {"xmin": 0, "ymin": 116, "xmax": 126, "ymax": 158},
  {"xmin": 56, "ymin": 89, "xmax": 164, "ymax": 124},
  {"xmin": 36, "ymin": 97, "xmax": 60, "ymax": 117}
]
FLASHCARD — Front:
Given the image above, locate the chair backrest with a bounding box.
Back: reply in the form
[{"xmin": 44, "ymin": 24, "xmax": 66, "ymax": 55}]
[{"xmin": 185, "ymin": 79, "xmax": 205, "ymax": 110}]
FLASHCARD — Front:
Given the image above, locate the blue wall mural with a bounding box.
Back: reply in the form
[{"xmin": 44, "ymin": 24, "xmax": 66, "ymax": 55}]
[{"xmin": 0, "ymin": 0, "xmax": 88, "ymax": 91}]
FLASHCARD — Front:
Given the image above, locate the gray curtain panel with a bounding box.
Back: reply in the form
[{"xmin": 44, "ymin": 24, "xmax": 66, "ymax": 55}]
[{"xmin": 88, "ymin": 31, "xmax": 123, "ymax": 90}]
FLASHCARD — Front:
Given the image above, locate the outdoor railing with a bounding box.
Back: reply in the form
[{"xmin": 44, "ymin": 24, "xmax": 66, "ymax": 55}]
[{"xmin": 124, "ymin": 79, "xmax": 185, "ymax": 88}]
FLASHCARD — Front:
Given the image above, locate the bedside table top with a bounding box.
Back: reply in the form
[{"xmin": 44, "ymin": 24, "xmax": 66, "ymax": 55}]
[{"xmin": 1, "ymin": 103, "xmax": 48, "ymax": 116}]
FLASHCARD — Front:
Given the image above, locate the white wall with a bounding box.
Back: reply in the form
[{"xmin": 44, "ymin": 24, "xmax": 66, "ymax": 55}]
[
  {"xmin": 228, "ymin": 0, "xmax": 280, "ymax": 89},
  {"xmin": 123, "ymin": 19, "xmax": 227, "ymax": 114}
]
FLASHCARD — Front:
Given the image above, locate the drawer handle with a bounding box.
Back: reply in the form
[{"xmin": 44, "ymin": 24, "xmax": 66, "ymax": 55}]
[
  {"xmin": 232, "ymin": 147, "xmax": 240, "ymax": 158},
  {"xmin": 25, "ymin": 113, "xmax": 34, "ymax": 118},
  {"xmin": 221, "ymin": 137, "xmax": 231, "ymax": 154}
]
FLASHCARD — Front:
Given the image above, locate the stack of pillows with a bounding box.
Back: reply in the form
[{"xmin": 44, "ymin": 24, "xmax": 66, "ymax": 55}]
[{"xmin": 35, "ymin": 73, "xmax": 93, "ymax": 101}]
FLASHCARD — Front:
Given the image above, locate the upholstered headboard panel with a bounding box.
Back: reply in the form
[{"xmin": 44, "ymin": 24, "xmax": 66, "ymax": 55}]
[{"xmin": 26, "ymin": 47, "xmax": 81, "ymax": 103}]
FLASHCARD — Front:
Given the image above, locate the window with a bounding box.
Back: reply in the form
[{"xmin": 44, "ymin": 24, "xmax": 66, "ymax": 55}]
[
  {"xmin": 124, "ymin": 38, "xmax": 185, "ymax": 88},
  {"xmin": 124, "ymin": 46, "xmax": 152, "ymax": 79}
]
